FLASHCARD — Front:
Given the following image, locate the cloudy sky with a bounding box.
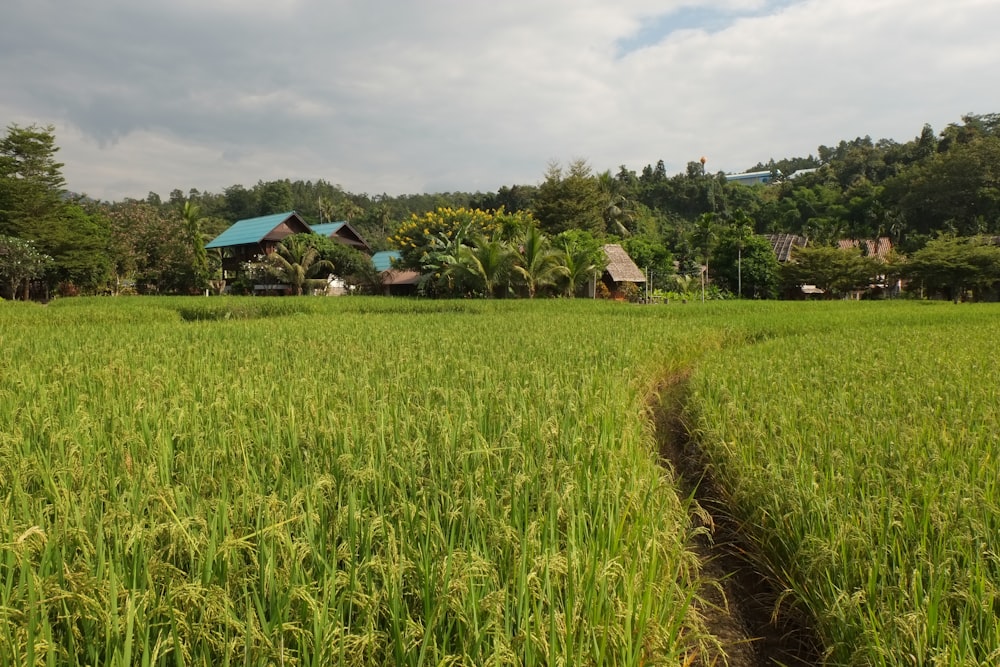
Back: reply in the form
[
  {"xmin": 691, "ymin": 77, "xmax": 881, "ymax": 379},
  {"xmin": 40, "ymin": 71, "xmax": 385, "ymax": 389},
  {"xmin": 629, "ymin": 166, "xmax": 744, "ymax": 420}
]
[{"xmin": 3, "ymin": 0, "xmax": 999, "ymax": 201}]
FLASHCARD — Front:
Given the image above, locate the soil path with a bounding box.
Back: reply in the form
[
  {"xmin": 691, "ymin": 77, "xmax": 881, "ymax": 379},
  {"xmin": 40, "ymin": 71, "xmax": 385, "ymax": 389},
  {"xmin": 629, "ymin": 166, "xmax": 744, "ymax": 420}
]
[{"xmin": 651, "ymin": 370, "xmax": 824, "ymax": 667}]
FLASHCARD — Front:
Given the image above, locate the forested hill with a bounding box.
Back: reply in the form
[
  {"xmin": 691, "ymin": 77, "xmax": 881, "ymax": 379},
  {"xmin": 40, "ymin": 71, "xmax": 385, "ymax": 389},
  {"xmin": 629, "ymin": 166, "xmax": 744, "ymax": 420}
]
[
  {"xmin": 2, "ymin": 112, "xmax": 999, "ymax": 297},
  {"xmin": 129, "ymin": 112, "xmax": 1000, "ymax": 254}
]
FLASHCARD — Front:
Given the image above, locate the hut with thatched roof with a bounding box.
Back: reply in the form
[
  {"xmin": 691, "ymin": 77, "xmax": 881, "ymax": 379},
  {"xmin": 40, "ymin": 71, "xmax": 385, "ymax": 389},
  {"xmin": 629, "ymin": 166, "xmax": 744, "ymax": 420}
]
[
  {"xmin": 600, "ymin": 244, "xmax": 645, "ymax": 299},
  {"xmin": 763, "ymin": 233, "xmax": 808, "ymax": 262}
]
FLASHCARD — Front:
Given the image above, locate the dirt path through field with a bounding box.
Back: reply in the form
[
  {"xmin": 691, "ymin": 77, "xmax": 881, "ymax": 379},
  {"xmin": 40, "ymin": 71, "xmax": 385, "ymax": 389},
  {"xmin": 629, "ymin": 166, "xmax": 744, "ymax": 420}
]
[{"xmin": 651, "ymin": 370, "xmax": 824, "ymax": 666}]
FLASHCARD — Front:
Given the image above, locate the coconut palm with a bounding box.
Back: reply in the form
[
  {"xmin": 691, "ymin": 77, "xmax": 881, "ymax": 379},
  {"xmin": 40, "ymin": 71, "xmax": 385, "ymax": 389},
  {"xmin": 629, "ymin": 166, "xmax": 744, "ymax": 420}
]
[
  {"xmin": 266, "ymin": 235, "xmax": 334, "ymax": 295},
  {"xmin": 554, "ymin": 236, "xmax": 601, "ymax": 297},
  {"xmin": 597, "ymin": 169, "xmax": 638, "ymax": 237},
  {"xmin": 512, "ymin": 225, "xmax": 566, "ymax": 298},
  {"xmin": 182, "ymin": 200, "xmax": 209, "ymax": 290},
  {"xmin": 456, "ymin": 237, "xmax": 516, "ymax": 298}
]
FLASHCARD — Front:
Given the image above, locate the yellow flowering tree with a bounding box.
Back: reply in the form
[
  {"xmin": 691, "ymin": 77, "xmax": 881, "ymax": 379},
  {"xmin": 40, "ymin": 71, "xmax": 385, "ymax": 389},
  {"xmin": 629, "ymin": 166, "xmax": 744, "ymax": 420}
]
[
  {"xmin": 390, "ymin": 206, "xmax": 545, "ymax": 296},
  {"xmin": 391, "ymin": 207, "xmax": 495, "ymax": 263}
]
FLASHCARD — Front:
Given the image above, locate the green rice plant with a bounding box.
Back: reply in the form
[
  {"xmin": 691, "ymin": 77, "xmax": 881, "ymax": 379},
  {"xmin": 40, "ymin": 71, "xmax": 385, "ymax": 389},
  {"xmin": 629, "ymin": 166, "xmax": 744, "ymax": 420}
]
[
  {"xmin": 688, "ymin": 302, "xmax": 1000, "ymax": 665},
  {"xmin": 0, "ymin": 296, "xmax": 730, "ymax": 666}
]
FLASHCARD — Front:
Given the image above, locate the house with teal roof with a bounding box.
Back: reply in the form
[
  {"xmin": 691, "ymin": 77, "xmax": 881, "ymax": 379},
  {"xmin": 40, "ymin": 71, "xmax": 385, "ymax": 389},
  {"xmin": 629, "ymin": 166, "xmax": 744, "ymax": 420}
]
[
  {"xmin": 206, "ymin": 212, "xmax": 373, "ymax": 282},
  {"xmin": 311, "ymin": 221, "xmax": 371, "ymax": 253},
  {"xmin": 370, "ymin": 250, "xmax": 420, "ymax": 295},
  {"xmin": 206, "ymin": 211, "xmax": 313, "ymax": 279}
]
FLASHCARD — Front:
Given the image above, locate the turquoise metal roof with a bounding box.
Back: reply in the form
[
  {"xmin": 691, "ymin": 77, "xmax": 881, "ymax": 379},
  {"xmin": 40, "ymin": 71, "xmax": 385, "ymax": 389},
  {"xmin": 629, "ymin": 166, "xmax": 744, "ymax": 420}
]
[
  {"xmin": 310, "ymin": 222, "xmax": 347, "ymax": 237},
  {"xmin": 371, "ymin": 250, "xmax": 401, "ymax": 272},
  {"xmin": 205, "ymin": 211, "xmax": 304, "ymax": 249}
]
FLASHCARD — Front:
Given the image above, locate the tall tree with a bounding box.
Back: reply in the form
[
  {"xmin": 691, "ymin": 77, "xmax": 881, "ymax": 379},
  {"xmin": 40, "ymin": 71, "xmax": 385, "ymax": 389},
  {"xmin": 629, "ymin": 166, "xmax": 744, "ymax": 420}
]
[
  {"xmin": 183, "ymin": 200, "xmax": 209, "ymax": 291},
  {"xmin": 0, "ymin": 124, "xmax": 66, "ymax": 238},
  {"xmin": 533, "ymin": 159, "xmax": 604, "ymax": 236},
  {"xmin": 904, "ymin": 235, "xmax": 1000, "ymax": 301}
]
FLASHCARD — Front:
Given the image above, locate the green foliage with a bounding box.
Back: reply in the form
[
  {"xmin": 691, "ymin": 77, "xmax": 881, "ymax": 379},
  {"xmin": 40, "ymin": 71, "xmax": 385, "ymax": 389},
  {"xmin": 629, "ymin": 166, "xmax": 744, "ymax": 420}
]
[
  {"xmin": 532, "ymin": 159, "xmax": 605, "ymax": 236},
  {"xmin": 622, "ymin": 235, "xmax": 674, "ymax": 291},
  {"xmin": 0, "ymin": 123, "xmax": 65, "ymax": 238},
  {"xmin": 255, "ymin": 179, "xmax": 295, "ymax": 216},
  {"xmin": 903, "ymin": 235, "xmax": 1000, "ymax": 301},
  {"xmin": 511, "ymin": 225, "xmax": 565, "ymax": 298},
  {"xmin": 712, "ymin": 231, "xmax": 780, "ymax": 299},
  {"xmin": 0, "ymin": 234, "xmax": 52, "ymax": 299},
  {"xmin": 553, "ymin": 230, "xmax": 604, "ymax": 297},
  {"xmin": 0, "ymin": 125, "xmax": 116, "ymax": 296},
  {"xmin": 310, "ymin": 233, "xmax": 369, "ymax": 279},
  {"xmin": 455, "ymin": 237, "xmax": 517, "ymax": 298},
  {"xmin": 182, "ymin": 200, "xmax": 209, "ymax": 290},
  {"xmin": 264, "ymin": 234, "xmax": 335, "ymax": 295},
  {"xmin": 105, "ymin": 200, "xmax": 200, "ymax": 294},
  {"xmin": 782, "ymin": 244, "xmax": 881, "ymax": 297}
]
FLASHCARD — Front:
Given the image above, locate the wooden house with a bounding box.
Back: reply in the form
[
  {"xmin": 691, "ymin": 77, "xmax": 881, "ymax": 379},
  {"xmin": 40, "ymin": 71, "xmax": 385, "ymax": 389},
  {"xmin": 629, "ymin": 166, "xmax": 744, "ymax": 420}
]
[
  {"xmin": 310, "ymin": 221, "xmax": 372, "ymax": 254},
  {"xmin": 206, "ymin": 212, "xmax": 375, "ymax": 285},
  {"xmin": 371, "ymin": 250, "xmax": 421, "ymax": 296},
  {"xmin": 206, "ymin": 211, "xmax": 313, "ymax": 280}
]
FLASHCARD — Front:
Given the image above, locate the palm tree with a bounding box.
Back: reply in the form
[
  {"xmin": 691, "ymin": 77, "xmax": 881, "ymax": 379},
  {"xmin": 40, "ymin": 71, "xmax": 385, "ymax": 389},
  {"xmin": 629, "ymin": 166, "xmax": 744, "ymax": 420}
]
[
  {"xmin": 554, "ymin": 236, "xmax": 600, "ymax": 297},
  {"xmin": 316, "ymin": 196, "xmax": 336, "ymax": 223},
  {"xmin": 731, "ymin": 209, "xmax": 754, "ymax": 298},
  {"xmin": 512, "ymin": 226, "xmax": 565, "ymax": 298},
  {"xmin": 691, "ymin": 213, "xmax": 717, "ymax": 301},
  {"xmin": 266, "ymin": 235, "xmax": 334, "ymax": 295},
  {"xmin": 597, "ymin": 170, "xmax": 637, "ymax": 237},
  {"xmin": 456, "ymin": 237, "xmax": 515, "ymax": 298},
  {"xmin": 182, "ymin": 200, "xmax": 209, "ymax": 291}
]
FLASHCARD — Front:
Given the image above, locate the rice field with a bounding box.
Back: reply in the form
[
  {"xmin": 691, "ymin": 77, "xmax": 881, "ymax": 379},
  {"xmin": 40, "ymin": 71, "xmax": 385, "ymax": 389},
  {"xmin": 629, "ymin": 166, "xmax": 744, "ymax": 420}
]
[
  {"xmin": 1, "ymin": 297, "xmax": 999, "ymax": 665},
  {"xmin": 0, "ymin": 297, "xmax": 726, "ymax": 666},
  {"xmin": 689, "ymin": 302, "xmax": 1000, "ymax": 665}
]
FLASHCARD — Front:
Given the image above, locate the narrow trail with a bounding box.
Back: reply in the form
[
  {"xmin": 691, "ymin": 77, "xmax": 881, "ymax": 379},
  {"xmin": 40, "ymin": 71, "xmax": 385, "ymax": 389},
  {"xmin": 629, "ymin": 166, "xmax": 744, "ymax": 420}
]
[{"xmin": 651, "ymin": 370, "xmax": 824, "ymax": 667}]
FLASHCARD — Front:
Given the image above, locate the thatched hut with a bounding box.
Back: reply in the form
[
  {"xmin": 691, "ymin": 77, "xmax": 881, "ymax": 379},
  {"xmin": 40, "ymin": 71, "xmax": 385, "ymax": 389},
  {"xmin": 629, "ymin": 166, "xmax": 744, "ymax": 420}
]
[{"xmin": 601, "ymin": 244, "xmax": 645, "ymax": 299}]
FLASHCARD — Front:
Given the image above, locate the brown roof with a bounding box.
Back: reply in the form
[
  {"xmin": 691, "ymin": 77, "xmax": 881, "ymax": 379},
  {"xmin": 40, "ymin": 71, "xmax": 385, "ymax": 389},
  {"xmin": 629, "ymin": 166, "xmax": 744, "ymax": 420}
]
[
  {"xmin": 764, "ymin": 234, "xmax": 808, "ymax": 262},
  {"xmin": 602, "ymin": 244, "xmax": 646, "ymax": 283},
  {"xmin": 838, "ymin": 237, "xmax": 893, "ymax": 261},
  {"xmin": 381, "ymin": 269, "xmax": 421, "ymax": 286}
]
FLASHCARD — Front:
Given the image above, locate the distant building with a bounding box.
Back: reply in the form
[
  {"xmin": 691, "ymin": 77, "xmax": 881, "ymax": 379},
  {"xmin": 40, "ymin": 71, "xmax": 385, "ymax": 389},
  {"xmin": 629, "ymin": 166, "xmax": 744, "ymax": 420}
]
[
  {"xmin": 311, "ymin": 221, "xmax": 372, "ymax": 254},
  {"xmin": 725, "ymin": 170, "xmax": 779, "ymax": 186},
  {"xmin": 371, "ymin": 250, "xmax": 420, "ymax": 296}
]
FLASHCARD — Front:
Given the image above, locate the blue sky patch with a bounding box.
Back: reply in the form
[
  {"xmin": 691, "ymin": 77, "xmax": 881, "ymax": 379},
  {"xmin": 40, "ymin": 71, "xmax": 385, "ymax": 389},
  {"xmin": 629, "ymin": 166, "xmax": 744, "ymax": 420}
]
[{"xmin": 616, "ymin": 1, "xmax": 801, "ymax": 56}]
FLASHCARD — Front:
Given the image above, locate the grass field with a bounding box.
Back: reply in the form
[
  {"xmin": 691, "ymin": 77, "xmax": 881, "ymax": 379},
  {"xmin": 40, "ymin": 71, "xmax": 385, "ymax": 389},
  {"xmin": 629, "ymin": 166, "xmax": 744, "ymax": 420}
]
[{"xmin": 1, "ymin": 297, "xmax": 998, "ymax": 665}]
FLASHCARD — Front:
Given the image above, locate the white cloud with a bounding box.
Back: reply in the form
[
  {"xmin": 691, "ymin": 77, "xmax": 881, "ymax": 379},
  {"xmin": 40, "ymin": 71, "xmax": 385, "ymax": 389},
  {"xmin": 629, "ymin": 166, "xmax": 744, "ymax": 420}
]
[{"xmin": 2, "ymin": 0, "xmax": 998, "ymax": 201}]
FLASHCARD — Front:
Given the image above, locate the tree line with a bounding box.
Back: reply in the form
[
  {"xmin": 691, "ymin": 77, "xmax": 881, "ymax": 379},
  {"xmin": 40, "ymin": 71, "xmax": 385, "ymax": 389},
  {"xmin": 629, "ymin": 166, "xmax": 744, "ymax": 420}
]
[{"xmin": 2, "ymin": 112, "xmax": 1000, "ymax": 300}]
